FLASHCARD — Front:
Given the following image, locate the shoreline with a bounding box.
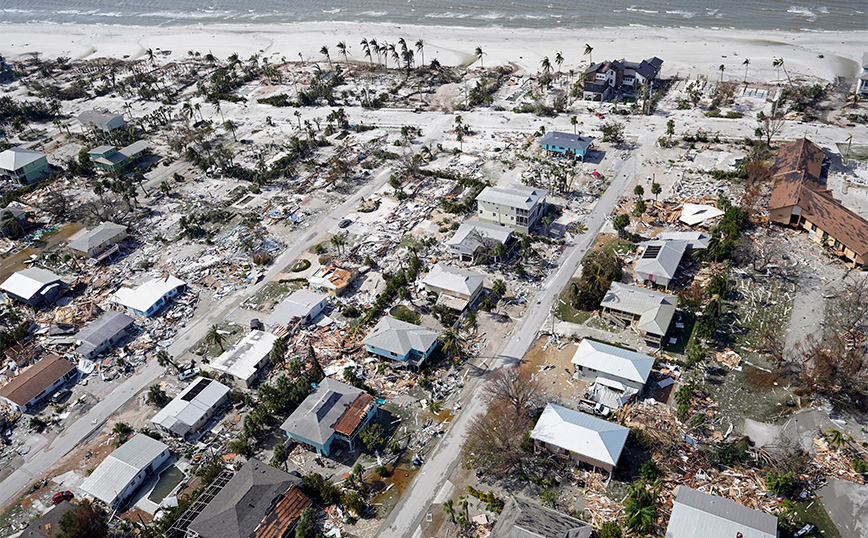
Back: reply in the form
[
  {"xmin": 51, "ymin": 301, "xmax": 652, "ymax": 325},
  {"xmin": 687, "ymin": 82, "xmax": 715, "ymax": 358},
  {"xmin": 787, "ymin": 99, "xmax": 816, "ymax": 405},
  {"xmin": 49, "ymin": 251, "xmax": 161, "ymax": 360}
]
[{"xmin": 1, "ymin": 22, "xmax": 865, "ymax": 84}]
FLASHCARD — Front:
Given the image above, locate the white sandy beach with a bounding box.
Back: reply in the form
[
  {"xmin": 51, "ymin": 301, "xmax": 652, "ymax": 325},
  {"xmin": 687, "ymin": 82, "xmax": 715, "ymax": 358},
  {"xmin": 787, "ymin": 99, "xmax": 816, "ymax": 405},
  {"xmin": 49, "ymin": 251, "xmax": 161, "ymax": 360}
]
[{"xmin": 1, "ymin": 22, "xmax": 865, "ymax": 84}]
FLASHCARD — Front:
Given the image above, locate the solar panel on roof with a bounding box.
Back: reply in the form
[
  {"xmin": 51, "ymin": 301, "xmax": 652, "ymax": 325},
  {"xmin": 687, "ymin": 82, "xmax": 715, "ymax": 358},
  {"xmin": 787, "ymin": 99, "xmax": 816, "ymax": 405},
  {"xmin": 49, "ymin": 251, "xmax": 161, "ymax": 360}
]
[
  {"xmin": 642, "ymin": 245, "xmax": 662, "ymax": 259},
  {"xmin": 180, "ymin": 377, "xmax": 212, "ymax": 402}
]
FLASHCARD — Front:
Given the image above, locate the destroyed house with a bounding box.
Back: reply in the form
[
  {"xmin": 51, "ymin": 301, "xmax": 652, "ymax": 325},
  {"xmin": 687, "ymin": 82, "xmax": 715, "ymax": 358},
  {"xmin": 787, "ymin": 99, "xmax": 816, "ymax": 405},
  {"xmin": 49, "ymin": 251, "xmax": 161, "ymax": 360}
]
[
  {"xmin": 0, "ymin": 147, "xmax": 51, "ymax": 185},
  {"xmin": 655, "ymin": 231, "xmax": 710, "ymax": 250},
  {"xmin": 600, "ymin": 282, "xmax": 678, "ymax": 347},
  {"xmin": 768, "ymin": 138, "xmax": 868, "ymax": 267},
  {"xmin": 490, "ymin": 497, "xmax": 593, "ymax": 538},
  {"xmin": 634, "ymin": 239, "xmax": 688, "ymax": 287},
  {"xmin": 308, "ymin": 265, "xmax": 357, "ymax": 296},
  {"xmin": 363, "ymin": 316, "xmax": 439, "ymax": 366},
  {"xmin": 0, "ymin": 355, "xmax": 76, "ymax": 413},
  {"xmin": 80, "ymin": 433, "xmax": 171, "ymax": 508},
  {"xmin": 88, "ymin": 140, "xmax": 147, "ymax": 172},
  {"xmin": 665, "ymin": 486, "xmax": 778, "ymax": 538},
  {"xmin": 531, "ymin": 403, "xmax": 629, "ymax": 475},
  {"xmin": 280, "ymin": 378, "xmax": 377, "ymax": 457},
  {"xmin": 446, "ymin": 220, "xmax": 512, "ymax": 262},
  {"xmin": 111, "ymin": 275, "xmax": 185, "ymax": 317},
  {"xmin": 264, "ymin": 289, "xmax": 328, "ymax": 329},
  {"xmin": 476, "ymin": 185, "xmax": 547, "ymax": 235},
  {"xmin": 187, "ymin": 459, "xmax": 312, "ymax": 538},
  {"xmin": 421, "ymin": 263, "xmax": 485, "ymax": 311},
  {"xmin": 73, "ymin": 310, "xmax": 135, "ymax": 359},
  {"xmin": 571, "ymin": 339, "xmax": 653, "ymax": 408},
  {"xmin": 0, "ymin": 268, "xmax": 63, "ymax": 307},
  {"xmin": 20, "ymin": 500, "xmax": 77, "ymax": 538},
  {"xmin": 68, "ymin": 221, "xmax": 127, "ymax": 260},
  {"xmin": 207, "ymin": 330, "xmax": 278, "ymax": 388},
  {"xmin": 151, "ymin": 377, "xmax": 230, "ymax": 441},
  {"xmin": 539, "ymin": 132, "xmax": 594, "ymax": 161}
]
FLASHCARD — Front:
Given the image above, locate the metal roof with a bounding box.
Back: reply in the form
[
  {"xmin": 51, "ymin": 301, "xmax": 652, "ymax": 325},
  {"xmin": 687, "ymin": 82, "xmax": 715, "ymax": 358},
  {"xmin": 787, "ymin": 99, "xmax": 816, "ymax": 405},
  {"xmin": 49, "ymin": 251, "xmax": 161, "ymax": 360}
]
[
  {"xmin": 490, "ymin": 497, "xmax": 593, "ymax": 538},
  {"xmin": 111, "ymin": 275, "xmax": 185, "ymax": 315},
  {"xmin": 363, "ymin": 316, "xmax": 439, "ymax": 358},
  {"xmin": 89, "ymin": 145, "xmax": 115, "ymax": 155},
  {"xmin": 208, "ymin": 330, "xmax": 277, "ymax": 382},
  {"xmin": 600, "ymin": 282, "xmax": 678, "ymax": 336},
  {"xmin": 421, "ymin": 263, "xmax": 485, "ymax": 297},
  {"xmin": 188, "ymin": 459, "xmax": 302, "ymax": 538},
  {"xmin": 151, "ymin": 378, "xmax": 230, "ymax": 436},
  {"xmin": 68, "ymin": 222, "xmax": 127, "ymax": 253},
  {"xmin": 539, "ymin": 132, "xmax": 594, "ymax": 152},
  {"xmin": 679, "ymin": 204, "xmax": 724, "ymax": 226},
  {"xmin": 476, "ymin": 185, "xmax": 547, "ymax": 210},
  {"xmin": 0, "ymin": 147, "xmax": 45, "ymax": 171},
  {"xmin": 446, "ymin": 220, "xmax": 512, "ymax": 251},
  {"xmin": 654, "ymin": 232, "xmax": 710, "ymax": 250},
  {"xmin": 74, "ymin": 310, "xmax": 134, "ymax": 351},
  {"xmin": 571, "ymin": 339, "xmax": 654, "ymax": 385},
  {"xmin": 281, "ymin": 378, "xmax": 366, "ymax": 445},
  {"xmin": 634, "ymin": 240, "xmax": 688, "ymax": 281},
  {"xmin": 530, "ymin": 404, "xmax": 628, "ymax": 467},
  {"xmin": 264, "ymin": 290, "xmax": 327, "ymax": 327},
  {"xmin": 0, "ymin": 268, "xmax": 61, "ymax": 301},
  {"xmin": 80, "ymin": 434, "xmax": 169, "ymax": 506},
  {"xmin": 665, "ymin": 486, "xmax": 778, "ymax": 538},
  {"xmin": 78, "ymin": 110, "xmax": 124, "ymax": 129}
]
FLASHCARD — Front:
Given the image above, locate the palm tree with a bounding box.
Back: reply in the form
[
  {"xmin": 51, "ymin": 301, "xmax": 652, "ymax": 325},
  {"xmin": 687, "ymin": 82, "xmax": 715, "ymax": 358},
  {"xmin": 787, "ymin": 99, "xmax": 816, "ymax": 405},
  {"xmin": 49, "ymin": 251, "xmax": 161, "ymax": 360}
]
[
  {"xmin": 442, "ymin": 499, "xmax": 455, "ymax": 524},
  {"xmin": 273, "ymin": 442, "xmax": 289, "ymax": 470},
  {"xmin": 205, "ymin": 324, "xmax": 227, "ymax": 353},
  {"xmin": 146, "ymin": 48, "xmax": 155, "ymax": 66},
  {"xmin": 270, "ymin": 338, "xmax": 287, "ymax": 366},
  {"xmin": 742, "ymin": 58, "xmax": 750, "ymax": 82},
  {"xmin": 360, "ymin": 38, "xmax": 371, "ymax": 64},
  {"xmin": 439, "ymin": 329, "xmax": 465, "ymax": 359},
  {"xmin": 320, "ymin": 46, "xmax": 331, "ymax": 69},
  {"xmin": 583, "ymin": 44, "xmax": 594, "ymax": 67},
  {"xmin": 415, "ymin": 39, "xmax": 425, "ymax": 68},
  {"xmin": 651, "ymin": 182, "xmax": 662, "ymax": 202},
  {"xmin": 772, "ymin": 58, "xmax": 784, "ymax": 86},
  {"xmin": 570, "ymin": 115, "xmax": 578, "ymax": 134},
  {"xmin": 718, "ymin": 64, "xmax": 725, "ymax": 84},
  {"xmin": 0, "ymin": 211, "xmax": 23, "ymax": 237},
  {"xmin": 156, "ymin": 350, "xmax": 178, "ymax": 372},
  {"xmin": 369, "ymin": 39, "xmax": 380, "ymax": 65},
  {"xmin": 475, "ymin": 46, "xmax": 485, "ymax": 69},
  {"xmin": 213, "ymin": 99, "xmax": 224, "ymax": 123},
  {"xmin": 554, "ymin": 51, "xmax": 564, "ymax": 74},
  {"xmin": 458, "ymin": 495, "xmax": 469, "ymax": 520},
  {"xmin": 826, "ymin": 429, "xmax": 845, "ymax": 449},
  {"xmin": 389, "ymin": 43, "xmax": 399, "ymax": 68},
  {"xmin": 540, "ymin": 56, "xmax": 552, "ymax": 75},
  {"xmin": 223, "ymin": 120, "xmax": 237, "ymax": 141},
  {"xmin": 336, "ymin": 41, "xmax": 349, "ymax": 66}
]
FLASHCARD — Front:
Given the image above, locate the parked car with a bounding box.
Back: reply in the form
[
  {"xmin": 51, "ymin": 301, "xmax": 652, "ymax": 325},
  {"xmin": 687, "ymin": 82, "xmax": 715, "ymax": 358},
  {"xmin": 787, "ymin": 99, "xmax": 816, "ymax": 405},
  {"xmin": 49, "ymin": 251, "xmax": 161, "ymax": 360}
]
[
  {"xmin": 52, "ymin": 491, "xmax": 73, "ymax": 504},
  {"xmin": 338, "ymin": 219, "xmax": 352, "ymax": 229},
  {"xmin": 595, "ymin": 112, "xmax": 605, "ymax": 119},
  {"xmin": 178, "ymin": 367, "xmax": 200, "ymax": 381},
  {"xmin": 590, "ymin": 171, "xmax": 602, "ymax": 180}
]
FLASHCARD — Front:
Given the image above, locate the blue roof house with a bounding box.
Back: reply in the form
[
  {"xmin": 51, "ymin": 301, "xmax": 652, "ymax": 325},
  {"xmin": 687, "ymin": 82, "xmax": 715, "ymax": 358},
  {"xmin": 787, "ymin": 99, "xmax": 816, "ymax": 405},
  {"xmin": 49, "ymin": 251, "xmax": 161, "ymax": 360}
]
[{"xmin": 540, "ymin": 132, "xmax": 594, "ymax": 161}]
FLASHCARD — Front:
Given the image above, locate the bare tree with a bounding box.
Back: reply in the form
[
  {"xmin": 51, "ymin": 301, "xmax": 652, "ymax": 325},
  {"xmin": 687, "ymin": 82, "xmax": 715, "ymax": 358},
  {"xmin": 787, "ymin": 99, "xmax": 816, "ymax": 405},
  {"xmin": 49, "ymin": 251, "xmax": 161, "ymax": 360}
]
[
  {"xmin": 826, "ymin": 275, "xmax": 868, "ymax": 349},
  {"xmin": 462, "ymin": 399, "xmax": 532, "ymax": 476},
  {"xmin": 756, "ymin": 103, "xmax": 785, "ymax": 146},
  {"xmin": 484, "ymin": 367, "xmax": 544, "ymax": 414}
]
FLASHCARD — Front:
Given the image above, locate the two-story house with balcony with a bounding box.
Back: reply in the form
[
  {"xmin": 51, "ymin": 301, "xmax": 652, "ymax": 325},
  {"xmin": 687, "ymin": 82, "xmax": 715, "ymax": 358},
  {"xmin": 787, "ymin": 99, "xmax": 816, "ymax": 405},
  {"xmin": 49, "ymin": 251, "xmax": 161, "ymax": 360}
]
[{"xmin": 476, "ymin": 185, "xmax": 547, "ymax": 235}]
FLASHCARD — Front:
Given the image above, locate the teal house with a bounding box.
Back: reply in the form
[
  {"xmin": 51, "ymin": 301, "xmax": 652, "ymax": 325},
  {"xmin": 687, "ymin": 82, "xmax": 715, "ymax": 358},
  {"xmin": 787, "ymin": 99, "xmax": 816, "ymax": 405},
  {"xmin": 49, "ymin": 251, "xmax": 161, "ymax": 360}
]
[
  {"xmin": 88, "ymin": 140, "xmax": 148, "ymax": 172},
  {"xmin": 539, "ymin": 132, "xmax": 594, "ymax": 161},
  {"xmin": 363, "ymin": 316, "xmax": 439, "ymax": 367},
  {"xmin": 280, "ymin": 378, "xmax": 377, "ymax": 457}
]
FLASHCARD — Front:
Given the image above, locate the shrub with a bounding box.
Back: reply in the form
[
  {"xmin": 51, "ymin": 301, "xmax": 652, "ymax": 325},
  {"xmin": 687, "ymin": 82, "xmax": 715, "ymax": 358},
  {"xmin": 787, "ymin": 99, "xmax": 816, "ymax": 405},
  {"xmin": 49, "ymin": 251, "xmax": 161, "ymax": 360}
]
[
  {"xmin": 374, "ymin": 465, "xmax": 389, "ymax": 478},
  {"xmin": 766, "ymin": 471, "xmax": 795, "ymax": 496}
]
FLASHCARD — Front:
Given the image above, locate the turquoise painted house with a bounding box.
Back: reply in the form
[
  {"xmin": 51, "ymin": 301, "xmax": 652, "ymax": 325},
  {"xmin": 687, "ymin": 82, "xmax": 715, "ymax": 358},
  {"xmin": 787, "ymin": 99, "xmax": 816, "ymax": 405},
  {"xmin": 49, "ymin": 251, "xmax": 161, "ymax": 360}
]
[
  {"xmin": 539, "ymin": 132, "xmax": 594, "ymax": 161},
  {"xmin": 280, "ymin": 378, "xmax": 377, "ymax": 457},
  {"xmin": 363, "ymin": 316, "xmax": 439, "ymax": 367},
  {"xmin": 88, "ymin": 140, "xmax": 148, "ymax": 172}
]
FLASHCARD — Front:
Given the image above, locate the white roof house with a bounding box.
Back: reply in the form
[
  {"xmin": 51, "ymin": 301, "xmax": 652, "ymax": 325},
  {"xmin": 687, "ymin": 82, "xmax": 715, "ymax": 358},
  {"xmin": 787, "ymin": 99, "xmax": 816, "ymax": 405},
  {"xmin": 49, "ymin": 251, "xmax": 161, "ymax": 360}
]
[
  {"xmin": 0, "ymin": 147, "xmax": 51, "ymax": 184},
  {"xmin": 600, "ymin": 282, "xmax": 678, "ymax": 346},
  {"xmin": 531, "ymin": 404, "xmax": 629, "ymax": 473},
  {"xmin": 476, "ymin": 186, "xmax": 547, "ymax": 210},
  {"xmin": 665, "ymin": 486, "xmax": 778, "ymax": 538},
  {"xmin": 571, "ymin": 339, "xmax": 654, "ymax": 389},
  {"xmin": 476, "ymin": 185, "xmax": 548, "ymax": 234},
  {"xmin": 634, "ymin": 240, "xmax": 688, "ymax": 287},
  {"xmin": 363, "ymin": 317, "xmax": 439, "ymax": 365},
  {"xmin": 421, "ymin": 264, "xmax": 485, "ymax": 311},
  {"xmin": 68, "ymin": 222, "xmax": 127, "ymax": 258},
  {"xmin": 654, "ymin": 231, "xmax": 710, "ymax": 250},
  {"xmin": 0, "ymin": 268, "xmax": 63, "ymax": 306},
  {"xmin": 78, "ymin": 110, "xmax": 126, "ymax": 132},
  {"xmin": 679, "ymin": 204, "xmax": 724, "ymax": 226},
  {"xmin": 80, "ymin": 433, "xmax": 170, "ymax": 507},
  {"xmin": 265, "ymin": 289, "xmax": 328, "ymax": 328},
  {"xmin": 446, "ymin": 220, "xmax": 512, "ymax": 261},
  {"xmin": 111, "ymin": 275, "xmax": 185, "ymax": 317},
  {"xmin": 151, "ymin": 377, "xmax": 231, "ymax": 440},
  {"xmin": 208, "ymin": 330, "xmax": 278, "ymax": 387}
]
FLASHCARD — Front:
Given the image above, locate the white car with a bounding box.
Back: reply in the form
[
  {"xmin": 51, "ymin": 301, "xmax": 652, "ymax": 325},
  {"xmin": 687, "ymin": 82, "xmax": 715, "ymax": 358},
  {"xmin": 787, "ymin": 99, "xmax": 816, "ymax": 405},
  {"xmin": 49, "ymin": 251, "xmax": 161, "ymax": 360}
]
[{"xmin": 178, "ymin": 367, "xmax": 201, "ymax": 381}]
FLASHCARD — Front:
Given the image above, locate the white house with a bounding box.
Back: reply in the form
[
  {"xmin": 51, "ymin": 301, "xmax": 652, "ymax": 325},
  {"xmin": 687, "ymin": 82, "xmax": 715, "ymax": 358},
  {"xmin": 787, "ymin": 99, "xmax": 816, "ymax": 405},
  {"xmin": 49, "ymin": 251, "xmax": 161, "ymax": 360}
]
[
  {"xmin": 446, "ymin": 220, "xmax": 512, "ymax": 262},
  {"xmin": 111, "ymin": 275, "xmax": 186, "ymax": 317},
  {"xmin": 665, "ymin": 486, "xmax": 778, "ymax": 538},
  {"xmin": 78, "ymin": 110, "xmax": 126, "ymax": 133},
  {"xmin": 530, "ymin": 404, "xmax": 629, "ymax": 475},
  {"xmin": 265, "ymin": 289, "xmax": 328, "ymax": 329},
  {"xmin": 0, "ymin": 355, "xmax": 77, "ymax": 413},
  {"xmin": 207, "ymin": 330, "xmax": 278, "ymax": 388},
  {"xmin": 475, "ymin": 185, "xmax": 547, "ymax": 235},
  {"xmin": 571, "ymin": 339, "xmax": 654, "ymax": 408},
  {"xmin": 80, "ymin": 434, "xmax": 171, "ymax": 508},
  {"xmin": 421, "ymin": 263, "xmax": 485, "ymax": 311},
  {"xmin": 634, "ymin": 240, "xmax": 688, "ymax": 287},
  {"xmin": 151, "ymin": 377, "xmax": 231, "ymax": 441},
  {"xmin": 0, "ymin": 268, "xmax": 63, "ymax": 307},
  {"xmin": 0, "ymin": 147, "xmax": 51, "ymax": 185}
]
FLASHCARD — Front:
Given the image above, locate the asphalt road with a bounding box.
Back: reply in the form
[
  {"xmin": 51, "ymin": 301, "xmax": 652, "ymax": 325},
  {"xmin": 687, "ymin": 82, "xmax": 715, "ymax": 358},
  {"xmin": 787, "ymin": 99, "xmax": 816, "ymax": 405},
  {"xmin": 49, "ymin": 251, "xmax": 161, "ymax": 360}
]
[{"xmin": 377, "ymin": 134, "xmax": 645, "ymax": 538}]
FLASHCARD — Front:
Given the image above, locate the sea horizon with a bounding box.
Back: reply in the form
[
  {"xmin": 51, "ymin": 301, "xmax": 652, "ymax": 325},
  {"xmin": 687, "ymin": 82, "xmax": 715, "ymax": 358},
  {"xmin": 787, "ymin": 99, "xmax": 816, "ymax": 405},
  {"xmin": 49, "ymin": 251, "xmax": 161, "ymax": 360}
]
[{"xmin": 2, "ymin": 0, "xmax": 866, "ymax": 32}]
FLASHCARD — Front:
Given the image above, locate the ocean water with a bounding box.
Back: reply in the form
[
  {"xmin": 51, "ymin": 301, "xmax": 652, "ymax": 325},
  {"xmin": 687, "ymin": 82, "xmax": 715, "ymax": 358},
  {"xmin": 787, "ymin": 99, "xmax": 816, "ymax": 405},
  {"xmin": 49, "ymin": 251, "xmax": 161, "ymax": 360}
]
[{"xmin": 0, "ymin": 0, "xmax": 865, "ymax": 31}]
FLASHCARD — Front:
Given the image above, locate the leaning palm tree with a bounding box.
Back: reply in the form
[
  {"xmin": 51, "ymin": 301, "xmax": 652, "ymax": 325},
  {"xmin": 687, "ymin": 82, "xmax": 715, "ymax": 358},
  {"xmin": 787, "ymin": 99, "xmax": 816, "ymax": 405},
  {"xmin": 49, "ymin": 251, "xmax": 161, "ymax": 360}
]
[
  {"xmin": 584, "ymin": 43, "xmax": 594, "ymax": 67},
  {"xmin": 442, "ymin": 499, "xmax": 455, "ymax": 524},
  {"xmin": 205, "ymin": 324, "xmax": 227, "ymax": 353},
  {"xmin": 772, "ymin": 58, "xmax": 783, "ymax": 86},
  {"xmin": 369, "ymin": 38, "xmax": 380, "ymax": 65},
  {"xmin": 555, "ymin": 51, "xmax": 564, "ymax": 74},
  {"xmin": 475, "ymin": 46, "xmax": 485, "ymax": 68},
  {"xmin": 223, "ymin": 120, "xmax": 237, "ymax": 141},
  {"xmin": 320, "ymin": 45, "xmax": 331, "ymax": 68},
  {"xmin": 360, "ymin": 38, "xmax": 371, "ymax": 64},
  {"xmin": 336, "ymin": 41, "xmax": 349, "ymax": 66},
  {"xmin": 540, "ymin": 56, "xmax": 552, "ymax": 75},
  {"xmin": 156, "ymin": 350, "xmax": 178, "ymax": 372},
  {"xmin": 415, "ymin": 39, "xmax": 425, "ymax": 68},
  {"xmin": 742, "ymin": 58, "xmax": 750, "ymax": 82}
]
